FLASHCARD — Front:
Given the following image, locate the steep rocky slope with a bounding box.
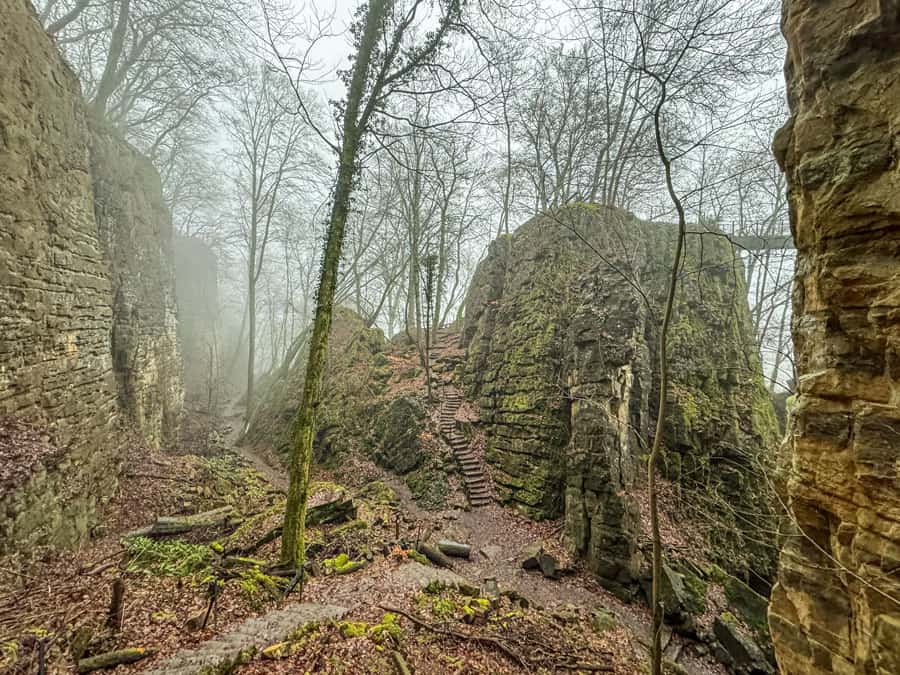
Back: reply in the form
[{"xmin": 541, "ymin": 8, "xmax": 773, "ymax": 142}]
[
  {"xmin": 769, "ymin": 1, "xmax": 900, "ymax": 672},
  {"xmin": 0, "ymin": 0, "xmax": 182, "ymax": 553},
  {"xmin": 461, "ymin": 205, "xmax": 780, "ymax": 594}
]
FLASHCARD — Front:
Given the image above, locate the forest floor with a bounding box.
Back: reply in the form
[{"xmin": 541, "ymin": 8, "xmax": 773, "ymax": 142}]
[
  {"xmin": 0, "ymin": 333, "xmax": 729, "ymax": 674},
  {"xmin": 0, "ymin": 405, "xmax": 728, "ymax": 675}
]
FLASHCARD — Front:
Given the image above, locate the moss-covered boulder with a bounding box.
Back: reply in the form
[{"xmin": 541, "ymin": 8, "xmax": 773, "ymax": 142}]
[
  {"xmin": 243, "ymin": 307, "xmax": 386, "ymax": 459},
  {"xmin": 370, "ymin": 395, "xmax": 426, "ymax": 474},
  {"xmin": 461, "ymin": 205, "xmax": 779, "ymax": 593}
]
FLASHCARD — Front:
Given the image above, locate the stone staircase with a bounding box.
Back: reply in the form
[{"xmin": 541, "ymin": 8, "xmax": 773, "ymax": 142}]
[
  {"xmin": 439, "ymin": 387, "xmax": 491, "ymax": 507},
  {"xmin": 144, "ymin": 602, "xmax": 347, "ymax": 675}
]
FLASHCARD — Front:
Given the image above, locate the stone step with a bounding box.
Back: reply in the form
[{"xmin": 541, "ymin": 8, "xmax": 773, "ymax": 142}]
[{"xmin": 144, "ymin": 603, "xmax": 347, "ymax": 675}]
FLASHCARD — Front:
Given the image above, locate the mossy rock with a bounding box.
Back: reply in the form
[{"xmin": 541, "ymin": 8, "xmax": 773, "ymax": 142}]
[
  {"xmin": 404, "ymin": 464, "xmax": 449, "ymax": 509},
  {"xmin": 357, "ymin": 481, "xmax": 400, "ymax": 505},
  {"xmin": 371, "ymin": 396, "xmax": 426, "ymax": 474},
  {"xmin": 323, "ymin": 553, "xmax": 365, "ymax": 575},
  {"xmin": 591, "ymin": 608, "xmax": 618, "ymax": 634}
]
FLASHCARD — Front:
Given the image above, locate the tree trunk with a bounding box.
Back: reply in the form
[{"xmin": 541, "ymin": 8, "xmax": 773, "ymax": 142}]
[
  {"xmin": 280, "ymin": 0, "xmax": 390, "ymax": 569},
  {"xmin": 647, "ymin": 78, "xmax": 686, "ymax": 675},
  {"xmin": 246, "ymin": 265, "xmax": 256, "ymax": 417},
  {"xmin": 92, "ymin": 0, "xmax": 130, "ymax": 116}
]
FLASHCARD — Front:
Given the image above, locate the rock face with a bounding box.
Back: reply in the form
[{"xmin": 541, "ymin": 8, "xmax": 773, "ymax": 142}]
[
  {"xmin": 0, "ymin": 0, "xmax": 182, "ymax": 553},
  {"xmin": 462, "ymin": 206, "xmax": 779, "ymax": 593},
  {"xmin": 244, "ymin": 307, "xmax": 388, "ymax": 458},
  {"xmin": 769, "ymin": 1, "xmax": 900, "ymax": 673},
  {"xmin": 91, "ymin": 122, "xmax": 183, "ymax": 446}
]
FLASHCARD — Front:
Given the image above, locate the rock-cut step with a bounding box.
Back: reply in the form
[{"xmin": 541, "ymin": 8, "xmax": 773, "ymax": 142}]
[
  {"xmin": 144, "ymin": 603, "xmax": 347, "ymax": 675},
  {"xmin": 439, "ymin": 387, "xmax": 491, "ymax": 508}
]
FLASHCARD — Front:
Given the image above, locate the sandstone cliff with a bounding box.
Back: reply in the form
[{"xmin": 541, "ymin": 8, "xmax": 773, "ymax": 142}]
[
  {"xmin": 769, "ymin": 0, "xmax": 900, "ymax": 672},
  {"xmin": 0, "ymin": 0, "xmax": 182, "ymax": 553},
  {"xmin": 461, "ymin": 205, "xmax": 780, "ymax": 594}
]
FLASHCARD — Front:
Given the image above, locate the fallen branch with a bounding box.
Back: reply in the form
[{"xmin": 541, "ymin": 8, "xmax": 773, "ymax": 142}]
[
  {"xmin": 124, "ymin": 506, "xmax": 237, "ymax": 538},
  {"xmin": 123, "ymin": 472, "xmax": 196, "ymax": 484},
  {"xmin": 77, "ymin": 647, "xmax": 155, "ymax": 673},
  {"xmin": 390, "ymin": 650, "xmax": 412, "ymax": 675},
  {"xmin": 79, "ymin": 549, "xmax": 125, "ymax": 575},
  {"xmin": 437, "ymin": 539, "xmax": 471, "ymax": 559},
  {"xmin": 378, "ymin": 604, "xmax": 525, "ymax": 667},
  {"xmin": 228, "ymin": 525, "xmax": 282, "ymax": 556},
  {"xmin": 417, "ymin": 542, "xmax": 453, "ymax": 569},
  {"xmin": 106, "ymin": 578, "xmax": 125, "ymax": 631}
]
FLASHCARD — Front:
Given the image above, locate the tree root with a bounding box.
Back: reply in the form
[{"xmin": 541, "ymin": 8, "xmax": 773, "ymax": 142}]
[{"xmin": 378, "ymin": 604, "xmax": 614, "ymax": 672}]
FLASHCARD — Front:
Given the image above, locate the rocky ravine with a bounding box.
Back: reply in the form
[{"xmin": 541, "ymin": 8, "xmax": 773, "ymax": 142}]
[{"xmin": 770, "ymin": 0, "xmax": 900, "ymax": 673}]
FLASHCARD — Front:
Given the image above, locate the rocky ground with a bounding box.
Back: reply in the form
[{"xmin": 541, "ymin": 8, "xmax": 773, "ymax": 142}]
[{"xmin": 0, "ymin": 330, "xmax": 769, "ymax": 675}]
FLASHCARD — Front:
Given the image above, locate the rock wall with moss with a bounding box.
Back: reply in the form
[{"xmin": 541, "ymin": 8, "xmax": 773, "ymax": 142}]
[
  {"xmin": 461, "ymin": 205, "xmax": 779, "ymax": 592},
  {"xmin": 0, "ymin": 0, "xmax": 182, "ymax": 554},
  {"xmin": 243, "ymin": 308, "xmax": 388, "ymax": 458},
  {"xmin": 769, "ymin": 1, "xmax": 900, "ymax": 672}
]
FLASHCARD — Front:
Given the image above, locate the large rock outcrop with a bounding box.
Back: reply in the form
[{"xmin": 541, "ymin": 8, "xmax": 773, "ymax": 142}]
[
  {"xmin": 243, "ymin": 307, "xmax": 389, "ymax": 458},
  {"xmin": 769, "ymin": 1, "xmax": 900, "ymax": 672},
  {"xmin": 0, "ymin": 0, "xmax": 182, "ymax": 553},
  {"xmin": 462, "ymin": 205, "xmax": 780, "ymax": 593}
]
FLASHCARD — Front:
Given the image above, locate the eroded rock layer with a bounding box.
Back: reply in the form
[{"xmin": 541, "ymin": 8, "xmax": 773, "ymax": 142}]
[
  {"xmin": 0, "ymin": 0, "xmax": 182, "ymax": 552},
  {"xmin": 769, "ymin": 1, "xmax": 900, "ymax": 672},
  {"xmin": 462, "ymin": 206, "xmax": 779, "ymax": 592}
]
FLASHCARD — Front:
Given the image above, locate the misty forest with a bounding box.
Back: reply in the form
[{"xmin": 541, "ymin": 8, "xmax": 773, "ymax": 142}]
[{"xmin": 0, "ymin": 0, "xmax": 898, "ymax": 673}]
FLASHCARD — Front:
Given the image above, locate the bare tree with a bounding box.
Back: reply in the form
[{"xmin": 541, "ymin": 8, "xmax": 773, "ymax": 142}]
[
  {"xmin": 585, "ymin": 1, "xmax": 782, "ymax": 672},
  {"xmin": 223, "ymin": 63, "xmax": 321, "ymax": 416},
  {"xmin": 271, "ymin": 0, "xmax": 467, "ymax": 569}
]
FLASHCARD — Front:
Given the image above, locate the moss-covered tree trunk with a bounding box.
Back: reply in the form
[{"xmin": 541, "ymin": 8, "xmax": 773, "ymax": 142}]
[{"xmin": 280, "ymin": 0, "xmax": 390, "ymax": 568}]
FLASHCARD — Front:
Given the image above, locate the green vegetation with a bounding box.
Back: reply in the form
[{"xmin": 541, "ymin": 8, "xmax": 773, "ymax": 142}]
[
  {"xmin": 124, "ymin": 537, "xmax": 212, "ymax": 577},
  {"xmin": 323, "ymin": 553, "xmax": 365, "ymax": 575}
]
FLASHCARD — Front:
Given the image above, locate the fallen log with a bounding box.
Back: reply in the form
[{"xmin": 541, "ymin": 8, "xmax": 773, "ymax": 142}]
[
  {"xmin": 77, "ymin": 647, "xmax": 155, "ymax": 673},
  {"xmin": 417, "ymin": 542, "xmax": 454, "ymax": 569},
  {"xmin": 124, "ymin": 506, "xmax": 237, "ymax": 538},
  {"xmin": 437, "ymin": 539, "xmax": 471, "ymax": 559}
]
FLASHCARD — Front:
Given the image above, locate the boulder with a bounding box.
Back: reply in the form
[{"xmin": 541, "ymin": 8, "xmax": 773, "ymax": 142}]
[
  {"xmin": 371, "ymin": 396, "xmax": 426, "ymax": 474},
  {"xmin": 461, "ymin": 205, "xmax": 779, "ymax": 595},
  {"xmin": 520, "ymin": 541, "xmax": 561, "ymax": 579},
  {"xmin": 713, "ymin": 613, "xmax": 773, "ymax": 675}
]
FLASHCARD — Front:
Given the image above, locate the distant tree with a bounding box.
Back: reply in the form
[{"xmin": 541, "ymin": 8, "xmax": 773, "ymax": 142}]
[
  {"xmin": 222, "ymin": 63, "xmax": 320, "ymax": 418},
  {"xmin": 37, "ymin": 0, "xmax": 244, "ymax": 150}
]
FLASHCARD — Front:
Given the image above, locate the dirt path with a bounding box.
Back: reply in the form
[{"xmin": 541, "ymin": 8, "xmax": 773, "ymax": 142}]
[{"xmin": 222, "ymin": 401, "xmax": 288, "ymax": 491}]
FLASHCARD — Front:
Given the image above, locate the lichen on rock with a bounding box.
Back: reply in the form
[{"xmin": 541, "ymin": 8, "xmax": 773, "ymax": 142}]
[{"xmin": 462, "ymin": 205, "xmax": 779, "ymax": 594}]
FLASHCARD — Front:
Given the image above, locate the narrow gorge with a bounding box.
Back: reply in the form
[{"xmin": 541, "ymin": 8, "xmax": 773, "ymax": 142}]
[{"xmin": 0, "ymin": 0, "xmax": 897, "ymax": 673}]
